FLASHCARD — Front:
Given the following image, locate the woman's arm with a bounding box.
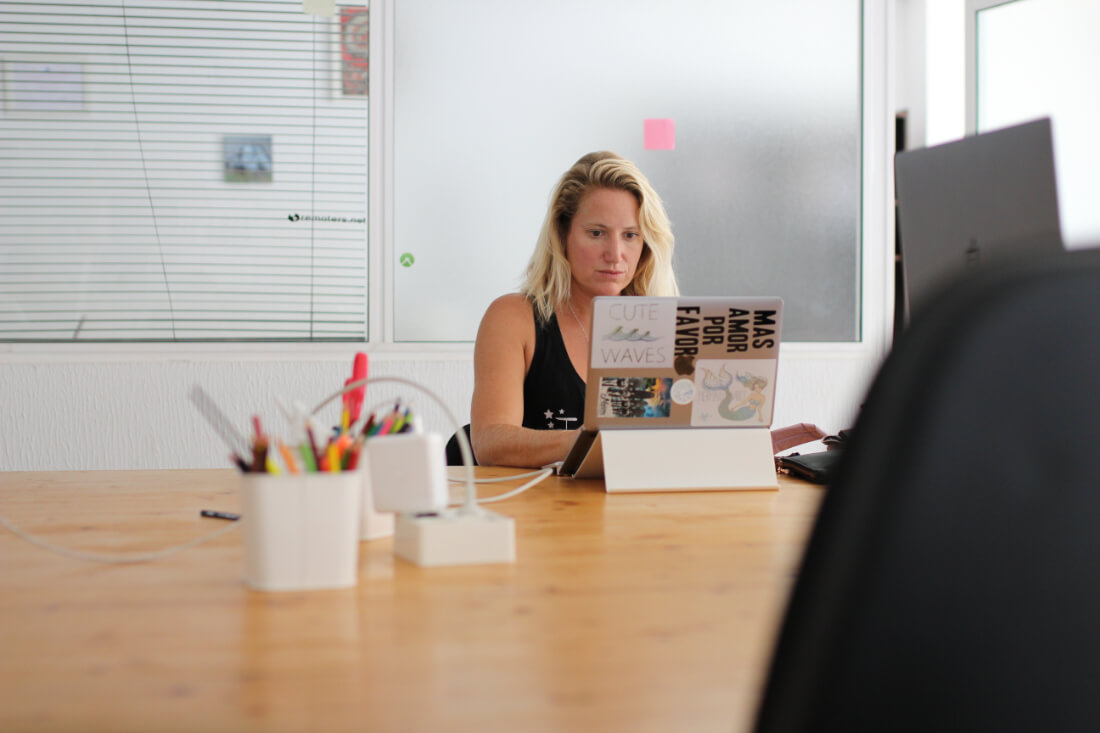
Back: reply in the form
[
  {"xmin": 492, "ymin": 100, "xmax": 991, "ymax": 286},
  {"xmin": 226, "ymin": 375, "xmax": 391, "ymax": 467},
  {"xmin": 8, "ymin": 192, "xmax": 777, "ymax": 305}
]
[{"xmin": 470, "ymin": 294, "xmax": 579, "ymax": 468}]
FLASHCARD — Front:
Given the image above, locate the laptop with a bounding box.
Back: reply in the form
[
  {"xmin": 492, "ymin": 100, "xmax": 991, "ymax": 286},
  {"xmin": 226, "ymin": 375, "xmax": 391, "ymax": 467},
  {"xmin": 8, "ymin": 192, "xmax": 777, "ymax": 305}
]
[
  {"xmin": 894, "ymin": 117, "xmax": 1065, "ymax": 322},
  {"xmin": 559, "ymin": 295, "xmax": 783, "ymax": 479}
]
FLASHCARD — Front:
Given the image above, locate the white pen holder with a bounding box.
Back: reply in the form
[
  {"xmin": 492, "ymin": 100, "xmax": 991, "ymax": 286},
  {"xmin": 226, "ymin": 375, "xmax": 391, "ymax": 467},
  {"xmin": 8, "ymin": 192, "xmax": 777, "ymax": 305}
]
[{"xmin": 241, "ymin": 472, "xmax": 361, "ymax": 591}]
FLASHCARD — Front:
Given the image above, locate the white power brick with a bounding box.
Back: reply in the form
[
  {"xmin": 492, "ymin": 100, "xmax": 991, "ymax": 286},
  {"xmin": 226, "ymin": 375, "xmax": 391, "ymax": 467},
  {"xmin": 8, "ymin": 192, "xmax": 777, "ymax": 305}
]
[
  {"xmin": 394, "ymin": 509, "xmax": 515, "ymax": 566},
  {"xmin": 367, "ymin": 433, "xmax": 449, "ymax": 514}
]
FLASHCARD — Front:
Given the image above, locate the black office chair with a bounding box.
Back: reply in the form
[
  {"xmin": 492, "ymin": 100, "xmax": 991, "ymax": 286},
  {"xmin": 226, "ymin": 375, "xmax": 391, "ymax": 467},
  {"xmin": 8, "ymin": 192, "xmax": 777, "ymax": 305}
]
[
  {"xmin": 445, "ymin": 423, "xmax": 477, "ymax": 467},
  {"xmin": 753, "ymin": 248, "xmax": 1100, "ymax": 733}
]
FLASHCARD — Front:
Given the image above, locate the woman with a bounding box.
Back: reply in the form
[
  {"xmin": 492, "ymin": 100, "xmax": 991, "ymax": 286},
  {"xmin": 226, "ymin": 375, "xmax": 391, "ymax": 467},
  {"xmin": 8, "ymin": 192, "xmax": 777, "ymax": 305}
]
[{"xmin": 470, "ymin": 152, "xmax": 678, "ymax": 467}]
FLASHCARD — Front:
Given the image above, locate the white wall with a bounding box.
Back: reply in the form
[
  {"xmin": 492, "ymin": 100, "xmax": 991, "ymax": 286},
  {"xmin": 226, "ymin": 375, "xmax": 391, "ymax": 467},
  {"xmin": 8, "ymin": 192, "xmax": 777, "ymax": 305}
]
[
  {"xmin": 926, "ymin": 0, "xmax": 967, "ymax": 146},
  {"xmin": 0, "ymin": 350, "xmax": 467, "ymax": 470},
  {"xmin": 0, "ymin": 347, "xmax": 873, "ymax": 470},
  {"xmin": 896, "ymin": 0, "xmax": 928, "ymax": 149},
  {"xmin": 896, "ymin": 0, "xmax": 967, "ymax": 150}
]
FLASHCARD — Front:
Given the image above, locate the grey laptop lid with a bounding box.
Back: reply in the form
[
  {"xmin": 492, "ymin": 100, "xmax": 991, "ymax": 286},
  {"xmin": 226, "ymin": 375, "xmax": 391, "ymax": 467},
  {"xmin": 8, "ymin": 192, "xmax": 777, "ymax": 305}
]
[{"xmin": 895, "ymin": 117, "xmax": 1064, "ymax": 321}]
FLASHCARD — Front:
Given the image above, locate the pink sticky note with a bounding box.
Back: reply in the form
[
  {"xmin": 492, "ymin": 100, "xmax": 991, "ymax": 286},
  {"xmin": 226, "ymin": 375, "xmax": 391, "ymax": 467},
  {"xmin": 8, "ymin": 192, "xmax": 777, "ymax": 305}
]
[{"xmin": 643, "ymin": 118, "xmax": 675, "ymax": 150}]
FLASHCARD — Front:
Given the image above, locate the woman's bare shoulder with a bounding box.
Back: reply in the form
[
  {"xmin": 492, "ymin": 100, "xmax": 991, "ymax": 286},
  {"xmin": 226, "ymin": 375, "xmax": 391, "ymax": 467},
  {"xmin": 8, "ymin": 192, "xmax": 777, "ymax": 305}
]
[
  {"xmin": 475, "ymin": 293, "xmax": 538, "ymax": 371},
  {"xmin": 479, "ymin": 293, "xmax": 534, "ymax": 330}
]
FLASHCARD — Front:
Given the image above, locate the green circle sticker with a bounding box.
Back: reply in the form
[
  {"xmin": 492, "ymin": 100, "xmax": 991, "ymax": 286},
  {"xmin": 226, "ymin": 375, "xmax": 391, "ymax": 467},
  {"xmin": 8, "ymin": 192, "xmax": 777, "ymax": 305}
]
[{"xmin": 399, "ymin": 252, "xmax": 415, "ymax": 267}]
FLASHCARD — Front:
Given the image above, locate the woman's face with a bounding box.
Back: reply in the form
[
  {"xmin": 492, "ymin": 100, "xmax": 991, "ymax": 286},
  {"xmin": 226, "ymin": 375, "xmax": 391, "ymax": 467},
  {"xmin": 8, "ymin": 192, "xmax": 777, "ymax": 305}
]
[{"xmin": 564, "ymin": 187, "xmax": 644, "ymax": 301}]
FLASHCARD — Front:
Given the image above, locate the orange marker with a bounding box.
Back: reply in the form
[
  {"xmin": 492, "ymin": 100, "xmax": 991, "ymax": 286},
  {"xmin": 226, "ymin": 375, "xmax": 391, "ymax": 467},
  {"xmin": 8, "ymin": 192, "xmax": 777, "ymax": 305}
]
[{"xmin": 277, "ymin": 441, "xmax": 300, "ymax": 474}]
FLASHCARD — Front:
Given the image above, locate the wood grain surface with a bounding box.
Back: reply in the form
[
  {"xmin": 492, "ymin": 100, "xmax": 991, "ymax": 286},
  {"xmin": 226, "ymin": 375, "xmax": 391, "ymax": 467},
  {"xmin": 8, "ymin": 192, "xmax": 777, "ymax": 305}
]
[{"xmin": 0, "ymin": 468, "xmax": 822, "ymax": 733}]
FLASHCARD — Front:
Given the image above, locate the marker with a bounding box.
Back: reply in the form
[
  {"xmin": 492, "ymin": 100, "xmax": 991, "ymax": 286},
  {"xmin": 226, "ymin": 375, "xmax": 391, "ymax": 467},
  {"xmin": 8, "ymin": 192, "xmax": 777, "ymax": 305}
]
[
  {"xmin": 305, "ymin": 425, "xmax": 323, "ymax": 469},
  {"xmin": 326, "ymin": 442, "xmax": 341, "ymax": 473},
  {"xmin": 343, "ymin": 352, "xmax": 369, "ymax": 423},
  {"xmin": 299, "ymin": 442, "xmax": 318, "ymax": 472},
  {"xmin": 252, "ymin": 437, "xmax": 269, "ymax": 473},
  {"xmin": 336, "ymin": 433, "xmax": 353, "ymax": 470},
  {"xmin": 345, "ymin": 437, "xmax": 364, "ymax": 470},
  {"xmin": 375, "ymin": 413, "xmax": 397, "ymax": 436},
  {"xmin": 390, "ymin": 407, "xmax": 410, "ymax": 434},
  {"xmin": 277, "ymin": 441, "xmax": 300, "ymax": 474}
]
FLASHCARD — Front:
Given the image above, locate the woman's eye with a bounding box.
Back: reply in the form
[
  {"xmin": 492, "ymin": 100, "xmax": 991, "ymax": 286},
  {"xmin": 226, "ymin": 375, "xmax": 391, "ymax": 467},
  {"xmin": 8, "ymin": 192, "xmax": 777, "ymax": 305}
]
[
  {"xmin": 588, "ymin": 229, "xmax": 603, "ymax": 238},
  {"xmin": 624, "ymin": 232, "xmax": 639, "ymax": 240}
]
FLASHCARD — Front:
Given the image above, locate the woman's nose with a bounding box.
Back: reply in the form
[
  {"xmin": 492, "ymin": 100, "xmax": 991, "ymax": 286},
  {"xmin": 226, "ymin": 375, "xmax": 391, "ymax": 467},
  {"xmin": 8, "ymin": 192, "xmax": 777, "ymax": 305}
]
[{"xmin": 603, "ymin": 236, "xmax": 625, "ymax": 260}]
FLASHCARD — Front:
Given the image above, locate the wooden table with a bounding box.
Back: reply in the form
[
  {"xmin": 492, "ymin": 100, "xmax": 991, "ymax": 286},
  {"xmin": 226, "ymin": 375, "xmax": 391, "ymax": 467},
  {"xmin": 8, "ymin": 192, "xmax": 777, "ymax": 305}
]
[{"xmin": 0, "ymin": 468, "xmax": 823, "ymax": 733}]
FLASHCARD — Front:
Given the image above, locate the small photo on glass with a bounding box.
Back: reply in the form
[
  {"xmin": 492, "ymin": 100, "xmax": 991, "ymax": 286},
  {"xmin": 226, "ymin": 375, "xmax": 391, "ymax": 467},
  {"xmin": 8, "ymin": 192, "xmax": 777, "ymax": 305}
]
[{"xmin": 223, "ymin": 135, "xmax": 273, "ymax": 183}]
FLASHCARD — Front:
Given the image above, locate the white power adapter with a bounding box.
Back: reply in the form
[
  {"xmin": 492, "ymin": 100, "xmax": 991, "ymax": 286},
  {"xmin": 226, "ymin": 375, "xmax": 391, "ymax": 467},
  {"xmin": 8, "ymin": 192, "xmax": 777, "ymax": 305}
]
[
  {"xmin": 367, "ymin": 433, "xmax": 449, "ymax": 514},
  {"xmin": 366, "ymin": 432, "xmax": 515, "ymax": 567},
  {"xmin": 394, "ymin": 509, "xmax": 515, "ymax": 567}
]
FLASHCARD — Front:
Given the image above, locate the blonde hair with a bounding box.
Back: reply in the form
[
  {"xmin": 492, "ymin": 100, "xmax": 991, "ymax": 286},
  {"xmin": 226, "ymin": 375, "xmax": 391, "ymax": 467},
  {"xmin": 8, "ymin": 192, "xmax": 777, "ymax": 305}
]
[{"xmin": 522, "ymin": 151, "xmax": 678, "ymax": 323}]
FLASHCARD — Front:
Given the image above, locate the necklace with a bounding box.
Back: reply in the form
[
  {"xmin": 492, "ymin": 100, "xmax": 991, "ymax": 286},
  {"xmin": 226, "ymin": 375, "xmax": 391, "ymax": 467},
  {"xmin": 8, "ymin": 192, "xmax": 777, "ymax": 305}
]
[{"xmin": 566, "ymin": 300, "xmax": 589, "ymax": 343}]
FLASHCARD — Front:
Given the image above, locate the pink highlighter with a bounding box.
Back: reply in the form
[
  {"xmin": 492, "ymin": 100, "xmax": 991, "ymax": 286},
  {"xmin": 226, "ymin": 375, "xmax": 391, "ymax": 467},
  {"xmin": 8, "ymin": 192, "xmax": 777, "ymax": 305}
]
[{"xmin": 343, "ymin": 352, "xmax": 369, "ymax": 426}]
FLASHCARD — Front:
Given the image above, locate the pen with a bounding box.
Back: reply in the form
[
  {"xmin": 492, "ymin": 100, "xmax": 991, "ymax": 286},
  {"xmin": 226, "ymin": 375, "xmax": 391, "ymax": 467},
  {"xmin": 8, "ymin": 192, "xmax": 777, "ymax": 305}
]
[{"xmin": 200, "ymin": 509, "xmax": 240, "ymax": 521}]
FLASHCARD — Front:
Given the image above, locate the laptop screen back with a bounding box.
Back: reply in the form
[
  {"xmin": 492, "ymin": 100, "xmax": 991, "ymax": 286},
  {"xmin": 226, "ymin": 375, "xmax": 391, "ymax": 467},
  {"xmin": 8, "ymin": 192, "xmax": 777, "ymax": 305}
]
[
  {"xmin": 583, "ymin": 296, "xmax": 783, "ymax": 430},
  {"xmin": 895, "ymin": 117, "xmax": 1063, "ymax": 321}
]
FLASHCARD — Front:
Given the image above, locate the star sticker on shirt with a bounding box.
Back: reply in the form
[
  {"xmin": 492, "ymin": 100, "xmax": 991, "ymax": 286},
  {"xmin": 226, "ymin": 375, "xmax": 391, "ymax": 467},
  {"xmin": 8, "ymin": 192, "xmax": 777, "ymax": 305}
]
[{"xmin": 544, "ymin": 407, "xmax": 578, "ymax": 429}]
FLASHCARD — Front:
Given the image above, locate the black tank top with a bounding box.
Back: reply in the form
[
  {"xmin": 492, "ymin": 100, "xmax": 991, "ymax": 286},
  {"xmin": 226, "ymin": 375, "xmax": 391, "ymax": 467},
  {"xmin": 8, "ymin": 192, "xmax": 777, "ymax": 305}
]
[{"xmin": 522, "ymin": 309, "xmax": 586, "ymax": 431}]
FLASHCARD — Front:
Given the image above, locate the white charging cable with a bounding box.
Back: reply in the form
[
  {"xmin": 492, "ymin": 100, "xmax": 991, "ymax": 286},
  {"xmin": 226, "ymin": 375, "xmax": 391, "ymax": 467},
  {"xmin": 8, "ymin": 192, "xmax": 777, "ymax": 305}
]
[
  {"xmin": 0, "ymin": 509, "xmax": 242, "ymax": 565},
  {"xmin": 447, "ymin": 468, "xmax": 554, "ymax": 507},
  {"xmin": 312, "ymin": 378, "xmax": 555, "ymax": 509}
]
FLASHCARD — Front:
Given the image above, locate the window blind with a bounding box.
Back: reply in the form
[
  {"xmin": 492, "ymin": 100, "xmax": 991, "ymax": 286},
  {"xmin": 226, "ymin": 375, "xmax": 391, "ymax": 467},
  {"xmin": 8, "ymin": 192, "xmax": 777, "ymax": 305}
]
[{"xmin": 0, "ymin": 0, "xmax": 369, "ymax": 341}]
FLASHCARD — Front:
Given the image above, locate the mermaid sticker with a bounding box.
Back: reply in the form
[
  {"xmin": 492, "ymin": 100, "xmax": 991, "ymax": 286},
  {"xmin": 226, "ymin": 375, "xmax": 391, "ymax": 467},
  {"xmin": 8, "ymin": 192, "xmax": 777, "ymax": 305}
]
[{"xmin": 691, "ymin": 359, "xmax": 775, "ymax": 426}]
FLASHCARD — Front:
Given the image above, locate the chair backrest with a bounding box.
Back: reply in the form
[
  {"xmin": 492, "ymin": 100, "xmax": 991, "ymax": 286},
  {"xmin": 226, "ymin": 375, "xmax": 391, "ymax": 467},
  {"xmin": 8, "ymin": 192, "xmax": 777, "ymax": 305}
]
[
  {"xmin": 445, "ymin": 423, "xmax": 476, "ymax": 467},
  {"xmin": 753, "ymin": 248, "xmax": 1100, "ymax": 733}
]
